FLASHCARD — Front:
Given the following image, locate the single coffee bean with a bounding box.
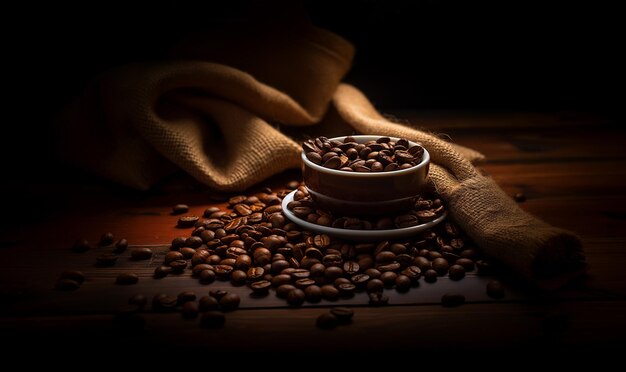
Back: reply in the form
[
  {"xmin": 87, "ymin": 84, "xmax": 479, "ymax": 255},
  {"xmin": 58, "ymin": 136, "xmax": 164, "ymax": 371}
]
[
  {"xmin": 60, "ymin": 270, "xmax": 85, "ymax": 284},
  {"xmin": 448, "ymin": 264, "xmax": 466, "ymax": 280},
  {"xmin": 185, "ymin": 236, "xmax": 203, "ymax": 248},
  {"xmin": 172, "ymin": 204, "xmax": 189, "ymax": 215},
  {"xmin": 152, "ymin": 294, "xmax": 177, "ymax": 311},
  {"xmin": 286, "ymin": 289, "xmax": 306, "ymax": 306},
  {"xmin": 432, "ymin": 258, "xmax": 450, "ymax": 276},
  {"xmin": 115, "ymin": 273, "xmax": 139, "ymax": 285},
  {"xmin": 219, "ymin": 293, "xmax": 241, "ymax": 311},
  {"xmin": 199, "ymin": 295, "xmax": 219, "ymax": 312},
  {"xmin": 395, "ymin": 275, "xmax": 411, "ymax": 292},
  {"xmin": 295, "ymin": 278, "xmax": 316, "ymax": 289},
  {"xmin": 380, "ymin": 271, "xmax": 398, "ymax": 287},
  {"xmin": 304, "ymin": 285, "xmax": 323, "ymax": 302},
  {"xmin": 177, "ymin": 215, "xmax": 200, "ymax": 228},
  {"xmin": 200, "ymin": 311, "xmax": 226, "ymax": 328},
  {"xmin": 366, "ymin": 278, "xmax": 384, "ymax": 293},
  {"xmin": 203, "ymin": 206, "xmax": 220, "ymax": 217},
  {"xmin": 179, "ymin": 247, "xmax": 196, "ymax": 259},
  {"xmin": 514, "ymin": 192, "xmax": 526, "ymax": 203},
  {"xmin": 72, "ymin": 239, "xmax": 92, "ymax": 252},
  {"xmin": 250, "ymin": 280, "xmax": 272, "ymax": 295},
  {"xmin": 114, "ymin": 238, "xmax": 128, "ymax": 253},
  {"xmin": 177, "ymin": 291, "xmax": 197, "ymax": 305},
  {"xmin": 337, "ymin": 283, "xmax": 356, "ymax": 297},
  {"xmin": 321, "ymin": 285, "xmax": 340, "ymax": 301},
  {"xmin": 276, "ymin": 284, "xmax": 297, "ymax": 298},
  {"xmin": 55, "ymin": 278, "xmax": 80, "ymax": 291},
  {"xmin": 99, "ymin": 232, "xmax": 114, "ymax": 246},
  {"xmin": 209, "ymin": 289, "xmax": 228, "ymax": 300},
  {"xmin": 441, "ymin": 293, "xmax": 465, "ymax": 307},
  {"xmin": 131, "ymin": 248, "xmax": 153, "ymax": 260},
  {"xmin": 330, "ymin": 307, "xmax": 354, "ymax": 324},
  {"xmin": 165, "ymin": 251, "xmax": 184, "ymax": 264},
  {"xmin": 368, "ymin": 291, "xmax": 389, "ymax": 306},
  {"xmin": 316, "ymin": 313, "xmax": 339, "ymax": 329},
  {"xmin": 231, "ymin": 270, "xmax": 247, "ymax": 286},
  {"xmin": 170, "ymin": 259, "xmax": 188, "ymax": 273},
  {"xmin": 170, "ymin": 237, "xmax": 187, "ymax": 250},
  {"xmin": 486, "ymin": 280, "xmax": 506, "ymax": 299},
  {"xmin": 154, "ymin": 265, "xmax": 173, "ymax": 279},
  {"xmin": 456, "ymin": 258, "xmax": 475, "ymax": 271},
  {"xmin": 424, "ymin": 269, "xmax": 438, "ymax": 283},
  {"xmin": 181, "ymin": 301, "xmax": 199, "ymax": 319},
  {"xmin": 128, "ymin": 294, "xmax": 147, "ymax": 308}
]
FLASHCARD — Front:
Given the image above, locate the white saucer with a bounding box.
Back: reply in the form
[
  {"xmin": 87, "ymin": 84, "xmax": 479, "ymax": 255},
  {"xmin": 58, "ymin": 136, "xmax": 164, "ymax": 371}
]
[{"xmin": 281, "ymin": 190, "xmax": 447, "ymax": 241}]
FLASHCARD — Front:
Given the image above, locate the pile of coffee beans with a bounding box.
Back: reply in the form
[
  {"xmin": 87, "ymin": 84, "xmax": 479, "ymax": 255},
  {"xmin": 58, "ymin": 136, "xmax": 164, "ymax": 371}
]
[
  {"xmin": 65, "ymin": 180, "xmax": 502, "ymax": 330},
  {"xmin": 287, "ymin": 186, "xmax": 446, "ymax": 230},
  {"xmin": 303, "ymin": 136, "xmax": 425, "ymax": 172}
]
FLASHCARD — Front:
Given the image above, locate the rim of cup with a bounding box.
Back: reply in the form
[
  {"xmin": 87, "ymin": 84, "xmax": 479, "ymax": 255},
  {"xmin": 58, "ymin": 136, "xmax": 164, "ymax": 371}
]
[{"xmin": 301, "ymin": 135, "xmax": 430, "ymax": 178}]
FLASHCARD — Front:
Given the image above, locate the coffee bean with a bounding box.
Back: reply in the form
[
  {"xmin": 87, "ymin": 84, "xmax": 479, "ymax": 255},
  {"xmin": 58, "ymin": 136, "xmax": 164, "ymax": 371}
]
[
  {"xmin": 337, "ymin": 283, "xmax": 356, "ymax": 297},
  {"xmin": 115, "ymin": 273, "xmax": 139, "ymax": 285},
  {"xmin": 170, "ymin": 237, "xmax": 187, "ymax": 250},
  {"xmin": 177, "ymin": 291, "xmax": 197, "ymax": 304},
  {"xmin": 250, "ymin": 280, "xmax": 272, "ymax": 295},
  {"xmin": 172, "ymin": 204, "xmax": 189, "ymax": 215},
  {"xmin": 476, "ymin": 260, "xmax": 494, "ymax": 274},
  {"xmin": 330, "ymin": 307, "xmax": 354, "ymax": 324},
  {"xmin": 209, "ymin": 290, "xmax": 228, "ymax": 300},
  {"xmin": 395, "ymin": 275, "xmax": 411, "ymax": 292},
  {"xmin": 231, "ymin": 270, "xmax": 247, "ymax": 286},
  {"xmin": 316, "ymin": 313, "xmax": 339, "ymax": 329},
  {"xmin": 165, "ymin": 251, "xmax": 184, "ymax": 264},
  {"xmin": 177, "ymin": 215, "xmax": 199, "ymax": 228},
  {"xmin": 486, "ymin": 280, "xmax": 506, "ymax": 299},
  {"xmin": 304, "ymin": 285, "xmax": 323, "ymax": 302},
  {"xmin": 181, "ymin": 301, "xmax": 199, "ymax": 319},
  {"xmin": 366, "ymin": 278, "xmax": 384, "ymax": 293},
  {"xmin": 72, "ymin": 239, "xmax": 92, "ymax": 252},
  {"xmin": 128, "ymin": 294, "xmax": 147, "ymax": 308},
  {"xmin": 170, "ymin": 260, "xmax": 188, "ymax": 273},
  {"xmin": 179, "ymin": 247, "xmax": 196, "ymax": 259},
  {"xmin": 219, "ymin": 293, "xmax": 241, "ymax": 311},
  {"xmin": 380, "ymin": 271, "xmax": 398, "ymax": 287},
  {"xmin": 112, "ymin": 238, "xmax": 128, "ymax": 253},
  {"xmin": 441, "ymin": 293, "xmax": 465, "ymax": 307},
  {"xmin": 287, "ymin": 289, "xmax": 306, "ymax": 306},
  {"xmin": 276, "ymin": 284, "xmax": 297, "ymax": 298},
  {"xmin": 448, "ymin": 264, "xmax": 466, "ymax": 280},
  {"xmin": 203, "ymin": 207, "xmax": 221, "ymax": 217},
  {"xmin": 131, "ymin": 248, "xmax": 152, "ymax": 260},
  {"xmin": 99, "ymin": 232, "xmax": 114, "ymax": 246},
  {"xmin": 55, "ymin": 279, "xmax": 80, "ymax": 291},
  {"xmin": 424, "ymin": 269, "xmax": 438, "ymax": 283},
  {"xmin": 152, "ymin": 294, "xmax": 177, "ymax": 311},
  {"xmin": 60, "ymin": 270, "xmax": 85, "ymax": 284},
  {"xmin": 514, "ymin": 192, "xmax": 526, "ymax": 203},
  {"xmin": 432, "ymin": 258, "xmax": 450, "ymax": 276},
  {"xmin": 154, "ymin": 265, "xmax": 173, "ymax": 278},
  {"xmin": 368, "ymin": 291, "xmax": 389, "ymax": 306},
  {"xmin": 200, "ymin": 311, "xmax": 226, "ymax": 328},
  {"xmin": 199, "ymin": 295, "xmax": 219, "ymax": 312}
]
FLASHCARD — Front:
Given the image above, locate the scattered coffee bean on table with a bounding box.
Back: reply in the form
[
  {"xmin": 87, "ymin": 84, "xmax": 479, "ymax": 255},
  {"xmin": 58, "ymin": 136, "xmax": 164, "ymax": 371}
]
[
  {"xmin": 128, "ymin": 294, "xmax": 148, "ymax": 308},
  {"xmin": 172, "ymin": 204, "xmax": 190, "ymax": 215},
  {"xmin": 486, "ymin": 280, "xmax": 506, "ymax": 299},
  {"xmin": 316, "ymin": 313, "xmax": 339, "ymax": 329},
  {"xmin": 177, "ymin": 215, "xmax": 200, "ymax": 228},
  {"xmin": 330, "ymin": 307, "xmax": 354, "ymax": 324},
  {"xmin": 303, "ymin": 136, "xmax": 425, "ymax": 172},
  {"xmin": 99, "ymin": 232, "xmax": 114, "ymax": 246},
  {"xmin": 131, "ymin": 248, "xmax": 153, "ymax": 260},
  {"xmin": 115, "ymin": 273, "xmax": 139, "ymax": 285},
  {"xmin": 71, "ymin": 239, "xmax": 92, "ymax": 252},
  {"xmin": 114, "ymin": 238, "xmax": 128, "ymax": 253}
]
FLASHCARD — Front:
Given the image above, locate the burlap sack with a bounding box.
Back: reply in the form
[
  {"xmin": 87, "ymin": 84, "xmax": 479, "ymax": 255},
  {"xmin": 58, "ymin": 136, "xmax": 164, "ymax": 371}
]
[{"xmin": 60, "ymin": 19, "xmax": 586, "ymax": 288}]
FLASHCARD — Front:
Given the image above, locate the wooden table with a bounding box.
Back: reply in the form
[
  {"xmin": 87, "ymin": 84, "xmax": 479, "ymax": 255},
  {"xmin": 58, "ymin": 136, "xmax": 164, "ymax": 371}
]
[{"xmin": 2, "ymin": 111, "xmax": 625, "ymax": 356}]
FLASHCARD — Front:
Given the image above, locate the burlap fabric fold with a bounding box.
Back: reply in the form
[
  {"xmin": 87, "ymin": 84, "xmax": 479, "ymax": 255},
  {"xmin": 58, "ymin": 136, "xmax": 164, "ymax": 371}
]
[{"xmin": 60, "ymin": 19, "xmax": 586, "ymax": 288}]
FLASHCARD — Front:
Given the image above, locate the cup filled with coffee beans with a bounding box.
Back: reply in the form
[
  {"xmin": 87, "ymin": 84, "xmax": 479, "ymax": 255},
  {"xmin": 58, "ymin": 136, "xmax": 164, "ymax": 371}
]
[{"xmin": 301, "ymin": 135, "xmax": 430, "ymax": 216}]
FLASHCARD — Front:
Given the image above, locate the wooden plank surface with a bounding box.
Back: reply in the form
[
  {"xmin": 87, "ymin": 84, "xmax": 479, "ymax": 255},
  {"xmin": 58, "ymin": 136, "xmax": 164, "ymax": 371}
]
[{"xmin": 1, "ymin": 111, "xmax": 625, "ymax": 354}]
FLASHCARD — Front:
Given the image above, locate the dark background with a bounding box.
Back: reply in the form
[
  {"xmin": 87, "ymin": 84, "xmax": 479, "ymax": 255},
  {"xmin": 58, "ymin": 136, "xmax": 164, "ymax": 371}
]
[{"xmin": 5, "ymin": 0, "xmax": 623, "ymax": 174}]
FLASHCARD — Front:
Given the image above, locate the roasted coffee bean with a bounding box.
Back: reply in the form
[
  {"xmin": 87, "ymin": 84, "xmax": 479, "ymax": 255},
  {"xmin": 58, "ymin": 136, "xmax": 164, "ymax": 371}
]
[
  {"xmin": 152, "ymin": 294, "xmax": 177, "ymax": 311},
  {"xmin": 380, "ymin": 271, "xmax": 398, "ymax": 287},
  {"xmin": 401, "ymin": 266, "xmax": 422, "ymax": 283},
  {"xmin": 247, "ymin": 267, "xmax": 265, "ymax": 281},
  {"xmin": 295, "ymin": 278, "xmax": 316, "ymax": 289},
  {"xmin": 179, "ymin": 247, "xmax": 196, "ymax": 259},
  {"xmin": 154, "ymin": 265, "xmax": 173, "ymax": 279},
  {"xmin": 514, "ymin": 192, "xmax": 527, "ymax": 203},
  {"xmin": 366, "ymin": 278, "xmax": 384, "ymax": 293},
  {"xmin": 441, "ymin": 293, "xmax": 465, "ymax": 307},
  {"xmin": 287, "ymin": 289, "xmax": 306, "ymax": 306},
  {"xmin": 368, "ymin": 291, "xmax": 389, "ymax": 306},
  {"xmin": 114, "ymin": 238, "xmax": 128, "ymax": 253},
  {"xmin": 203, "ymin": 207, "xmax": 221, "ymax": 217},
  {"xmin": 185, "ymin": 236, "xmax": 203, "ymax": 248},
  {"xmin": 96, "ymin": 253, "xmax": 118, "ymax": 266},
  {"xmin": 304, "ymin": 285, "xmax": 323, "ymax": 302},
  {"xmin": 177, "ymin": 215, "xmax": 200, "ymax": 228},
  {"xmin": 214, "ymin": 265, "xmax": 233, "ymax": 279},
  {"xmin": 350, "ymin": 274, "xmax": 370, "ymax": 288},
  {"xmin": 316, "ymin": 313, "xmax": 339, "ymax": 329},
  {"xmin": 55, "ymin": 279, "xmax": 80, "ymax": 291},
  {"xmin": 199, "ymin": 295, "xmax": 219, "ymax": 311},
  {"xmin": 200, "ymin": 311, "xmax": 226, "ymax": 328},
  {"xmin": 271, "ymin": 274, "xmax": 292, "ymax": 287},
  {"xmin": 72, "ymin": 239, "xmax": 92, "ymax": 252},
  {"xmin": 321, "ymin": 285, "xmax": 340, "ymax": 301},
  {"xmin": 181, "ymin": 301, "xmax": 199, "ymax": 319},
  {"xmin": 313, "ymin": 234, "xmax": 331, "ymax": 248},
  {"xmin": 343, "ymin": 261, "xmax": 360, "ymax": 275},
  {"xmin": 165, "ymin": 251, "xmax": 184, "ymax": 264},
  {"xmin": 128, "ymin": 294, "xmax": 147, "ymax": 308},
  {"xmin": 99, "ymin": 232, "xmax": 114, "ymax": 246},
  {"xmin": 199, "ymin": 269, "xmax": 216, "ymax": 284},
  {"xmin": 432, "ymin": 258, "xmax": 450, "ymax": 276},
  {"xmin": 172, "ymin": 204, "xmax": 189, "ymax": 215},
  {"xmin": 60, "ymin": 270, "xmax": 85, "ymax": 284},
  {"xmin": 219, "ymin": 293, "xmax": 241, "ymax": 311},
  {"xmin": 250, "ymin": 280, "xmax": 272, "ymax": 295},
  {"xmin": 330, "ymin": 307, "xmax": 354, "ymax": 323},
  {"xmin": 395, "ymin": 275, "xmax": 411, "ymax": 291},
  {"xmin": 177, "ymin": 291, "xmax": 197, "ymax": 304},
  {"xmin": 486, "ymin": 280, "xmax": 506, "ymax": 299},
  {"xmin": 131, "ymin": 248, "xmax": 153, "ymax": 260},
  {"xmin": 364, "ymin": 268, "xmax": 381, "ymax": 279},
  {"xmin": 230, "ymin": 270, "xmax": 247, "ymax": 286},
  {"xmin": 170, "ymin": 260, "xmax": 188, "ymax": 273},
  {"xmin": 209, "ymin": 290, "xmax": 228, "ymax": 301},
  {"xmin": 115, "ymin": 273, "xmax": 139, "ymax": 285},
  {"xmin": 455, "ymin": 258, "xmax": 475, "ymax": 271},
  {"xmin": 170, "ymin": 237, "xmax": 187, "ymax": 250},
  {"xmin": 276, "ymin": 284, "xmax": 297, "ymax": 298},
  {"xmin": 448, "ymin": 264, "xmax": 466, "ymax": 280},
  {"xmin": 424, "ymin": 269, "xmax": 438, "ymax": 283},
  {"xmin": 337, "ymin": 283, "xmax": 356, "ymax": 297}
]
